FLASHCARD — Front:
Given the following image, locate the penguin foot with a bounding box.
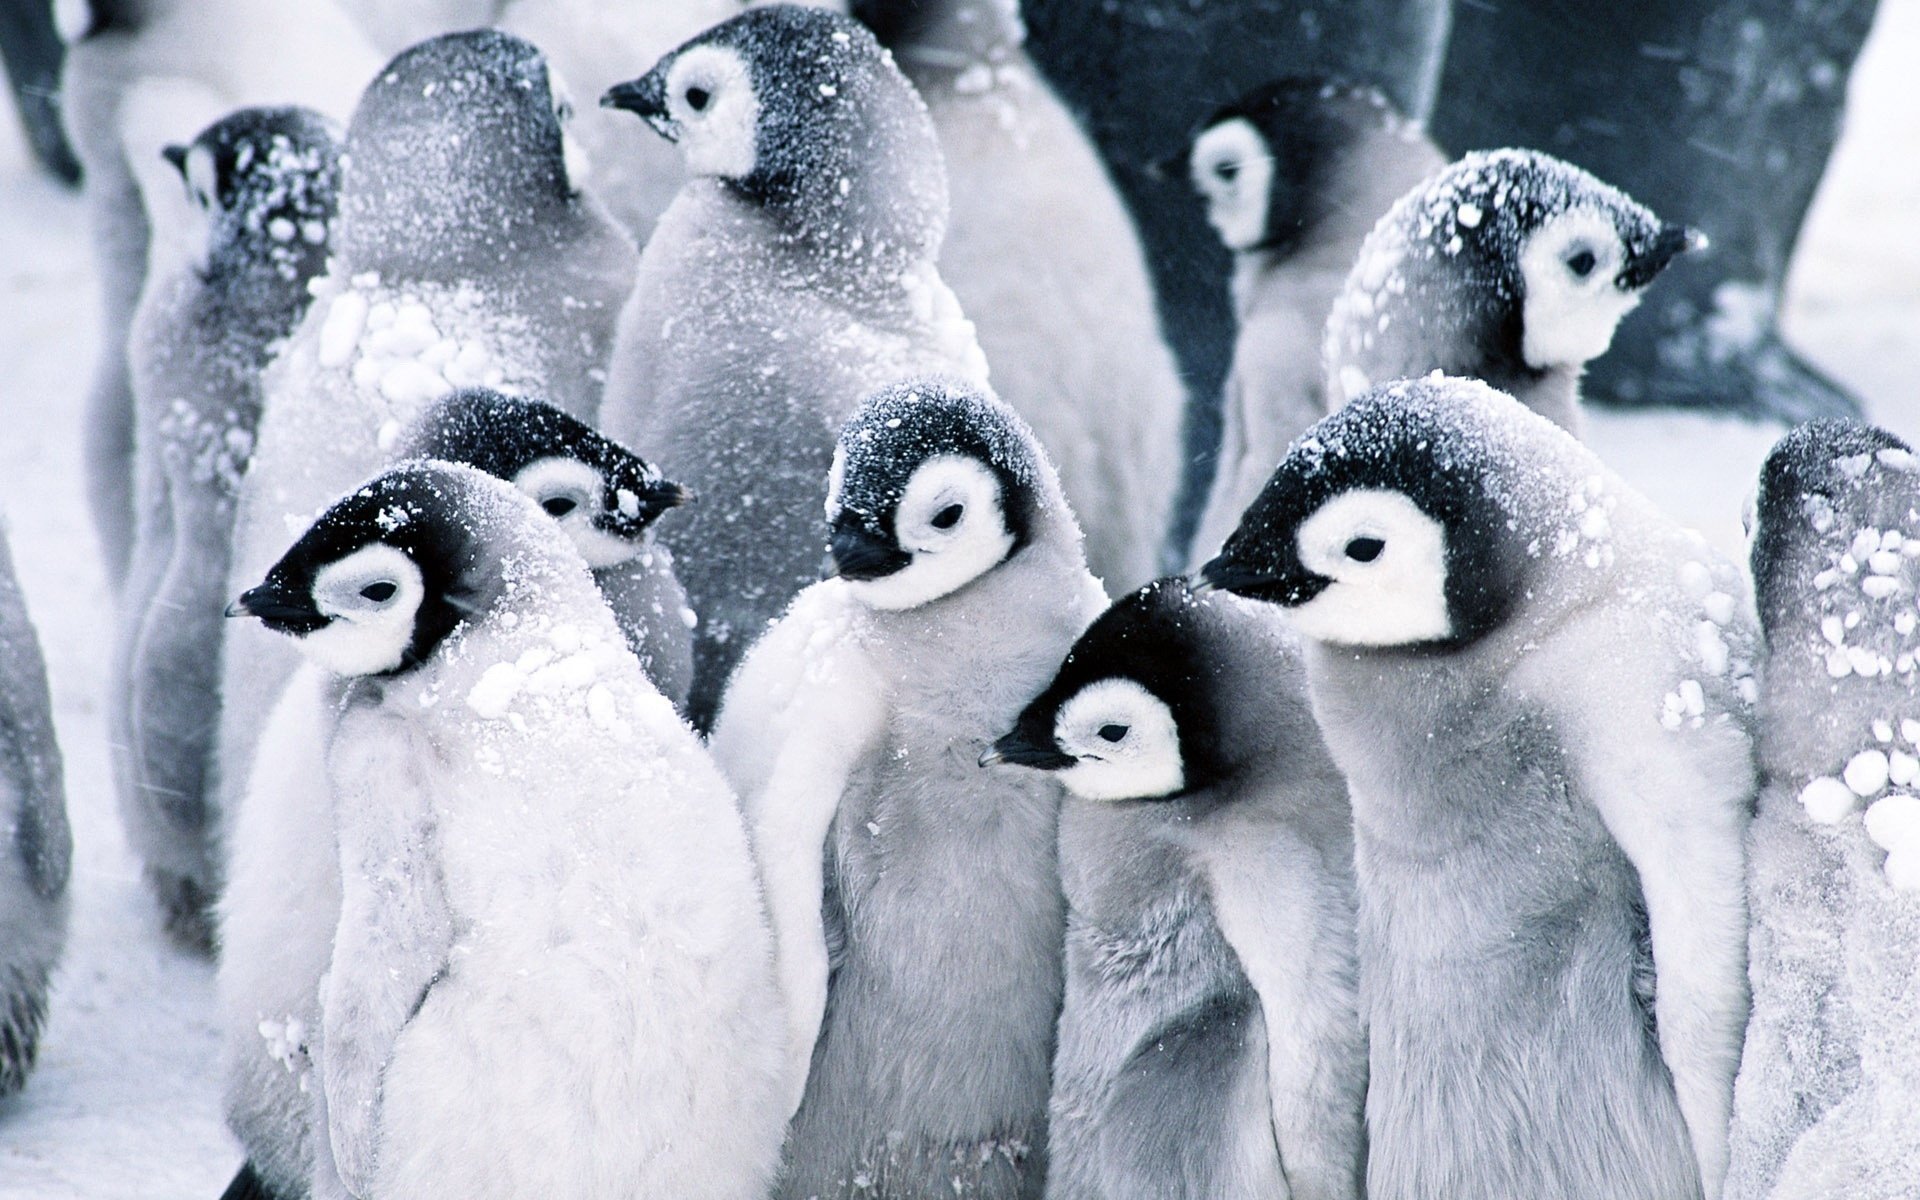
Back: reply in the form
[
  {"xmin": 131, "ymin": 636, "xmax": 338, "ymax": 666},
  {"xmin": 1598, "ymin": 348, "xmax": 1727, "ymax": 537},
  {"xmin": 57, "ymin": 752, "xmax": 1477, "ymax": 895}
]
[
  {"xmin": 0, "ymin": 964, "xmax": 51, "ymax": 1098},
  {"xmin": 147, "ymin": 867, "xmax": 219, "ymax": 957},
  {"xmin": 218, "ymin": 1161, "xmax": 290, "ymax": 1200}
]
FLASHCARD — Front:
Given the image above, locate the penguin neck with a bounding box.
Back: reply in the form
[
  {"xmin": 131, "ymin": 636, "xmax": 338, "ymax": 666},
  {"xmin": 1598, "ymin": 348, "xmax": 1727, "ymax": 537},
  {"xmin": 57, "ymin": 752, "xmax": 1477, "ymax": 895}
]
[
  {"xmin": 1506, "ymin": 367, "xmax": 1585, "ymax": 436},
  {"xmin": 882, "ymin": 0, "xmax": 1026, "ymax": 73},
  {"xmin": 746, "ymin": 164, "xmax": 948, "ymax": 290}
]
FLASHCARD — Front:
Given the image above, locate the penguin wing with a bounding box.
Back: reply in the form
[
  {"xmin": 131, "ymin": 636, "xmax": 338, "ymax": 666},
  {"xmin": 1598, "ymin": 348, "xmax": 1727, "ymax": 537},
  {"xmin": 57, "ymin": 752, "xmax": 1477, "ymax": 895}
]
[
  {"xmin": 0, "ymin": 533, "xmax": 68, "ymax": 904},
  {"xmin": 710, "ymin": 580, "xmax": 889, "ymax": 1117},
  {"xmin": 1516, "ymin": 603, "xmax": 1756, "ymax": 1198}
]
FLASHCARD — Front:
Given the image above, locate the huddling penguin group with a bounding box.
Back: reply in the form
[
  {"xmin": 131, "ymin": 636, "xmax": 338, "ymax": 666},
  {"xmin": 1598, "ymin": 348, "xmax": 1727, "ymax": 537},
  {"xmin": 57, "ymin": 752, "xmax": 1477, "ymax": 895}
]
[{"xmin": 0, "ymin": 2, "xmax": 1913, "ymax": 1199}]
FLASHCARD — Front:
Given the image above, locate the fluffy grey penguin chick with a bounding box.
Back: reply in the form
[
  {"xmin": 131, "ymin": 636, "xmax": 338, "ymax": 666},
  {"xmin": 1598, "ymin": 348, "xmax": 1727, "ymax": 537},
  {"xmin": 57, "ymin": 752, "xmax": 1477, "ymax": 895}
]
[
  {"xmin": 853, "ymin": 0, "xmax": 1185, "ymax": 590},
  {"xmin": 1184, "ymin": 77, "xmax": 1445, "ymax": 567},
  {"xmin": 215, "ymin": 388, "xmax": 696, "ymax": 1200},
  {"xmin": 1198, "ymin": 375, "xmax": 1758, "ymax": 1200},
  {"xmin": 229, "ymin": 462, "xmax": 787, "ymax": 1200},
  {"xmin": 987, "ymin": 577, "xmax": 1363, "ymax": 1200},
  {"xmin": 1323, "ymin": 148, "xmax": 1700, "ymax": 435},
  {"xmin": 110, "ymin": 105, "xmax": 342, "ymax": 953},
  {"xmin": 600, "ymin": 3, "xmax": 990, "ymax": 727},
  {"xmin": 218, "ymin": 29, "xmax": 638, "ymax": 896},
  {"xmin": 1726, "ymin": 421, "xmax": 1920, "ymax": 1200},
  {"xmin": 710, "ymin": 378, "xmax": 1104, "ymax": 1198},
  {"xmin": 0, "ymin": 526, "xmax": 71, "ymax": 1099}
]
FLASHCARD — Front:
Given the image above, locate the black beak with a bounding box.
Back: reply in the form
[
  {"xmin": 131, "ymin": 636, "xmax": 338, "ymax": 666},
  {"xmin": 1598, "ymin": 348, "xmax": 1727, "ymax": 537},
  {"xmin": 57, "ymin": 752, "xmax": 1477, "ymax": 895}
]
[
  {"xmin": 1622, "ymin": 222, "xmax": 1706, "ymax": 288},
  {"xmin": 162, "ymin": 144, "xmax": 189, "ymax": 176},
  {"xmin": 601, "ymin": 70, "xmax": 674, "ymax": 138},
  {"xmin": 828, "ymin": 524, "xmax": 911, "ymax": 582},
  {"xmin": 601, "ymin": 477, "xmax": 695, "ymax": 535},
  {"xmin": 1193, "ymin": 553, "xmax": 1326, "ymax": 606},
  {"xmin": 980, "ymin": 728, "xmax": 1076, "ymax": 771},
  {"xmin": 226, "ymin": 582, "xmax": 327, "ymax": 634}
]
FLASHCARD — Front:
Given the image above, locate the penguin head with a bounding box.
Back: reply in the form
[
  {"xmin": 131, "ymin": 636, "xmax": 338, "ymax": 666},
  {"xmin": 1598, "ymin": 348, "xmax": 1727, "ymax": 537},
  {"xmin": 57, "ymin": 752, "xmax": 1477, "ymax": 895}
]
[
  {"xmin": 398, "ymin": 388, "xmax": 693, "ymax": 570},
  {"xmin": 162, "ymin": 106, "xmax": 342, "ymax": 281},
  {"xmin": 988, "ymin": 579, "xmax": 1233, "ymax": 801},
  {"xmin": 825, "ymin": 378, "xmax": 1040, "ymax": 612},
  {"xmin": 228, "ymin": 464, "xmax": 506, "ymax": 678},
  {"xmin": 1198, "ymin": 375, "xmax": 1534, "ymax": 651},
  {"xmin": 1187, "ymin": 76, "xmax": 1407, "ymax": 256}
]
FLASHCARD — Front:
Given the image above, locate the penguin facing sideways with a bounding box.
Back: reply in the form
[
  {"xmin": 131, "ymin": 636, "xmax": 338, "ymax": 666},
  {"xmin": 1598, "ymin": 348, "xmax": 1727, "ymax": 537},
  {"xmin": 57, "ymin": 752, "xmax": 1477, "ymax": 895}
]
[
  {"xmin": 216, "ymin": 389, "xmax": 697, "ymax": 1200},
  {"xmin": 599, "ymin": 3, "xmax": 990, "ymax": 727},
  {"xmin": 228, "ymin": 461, "xmax": 787, "ymax": 1200},
  {"xmin": 1198, "ymin": 374, "xmax": 1758, "ymax": 1200},
  {"xmin": 709, "ymin": 378, "xmax": 1104, "ymax": 1198},
  {"xmin": 986, "ymin": 577, "xmax": 1364, "ymax": 1200},
  {"xmin": 110, "ymin": 105, "xmax": 343, "ymax": 952},
  {"xmin": 0, "ymin": 526, "xmax": 71, "ymax": 1099},
  {"xmin": 1322, "ymin": 148, "xmax": 1700, "ymax": 436},
  {"xmin": 1183, "ymin": 77, "xmax": 1444, "ymax": 566},
  {"xmin": 1726, "ymin": 421, "xmax": 1920, "ymax": 1200},
  {"xmin": 218, "ymin": 29, "xmax": 638, "ymax": 897},
  {"xmin": 852, "ymin": 0, "xmax": 1186, "ymax": 590}
]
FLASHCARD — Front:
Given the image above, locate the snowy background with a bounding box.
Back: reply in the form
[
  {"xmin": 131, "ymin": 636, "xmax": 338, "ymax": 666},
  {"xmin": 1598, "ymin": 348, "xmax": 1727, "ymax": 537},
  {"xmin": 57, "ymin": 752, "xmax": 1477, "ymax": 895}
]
[{"xmin": 0, "ymin": 3, "xmax": 1916, "ymax": 1196}]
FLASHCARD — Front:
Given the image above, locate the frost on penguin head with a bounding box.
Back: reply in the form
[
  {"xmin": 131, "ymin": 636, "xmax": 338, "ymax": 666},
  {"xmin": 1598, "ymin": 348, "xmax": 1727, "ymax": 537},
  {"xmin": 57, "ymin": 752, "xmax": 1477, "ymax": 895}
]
[
  {"xmin": 398, "ymin": 388, "xmax": 693, "ymax": 569},
  {"xmin": 603, "ymin": 4, "xmax": 947, "ymax": 258},
  {"xmin": 824, "ymin": 377, "xmax": 1051, "ymax": 611},
  {"xmin": 162, "ymin": 106, "xmax": 342, "ymax": 285},
  {"xmin": 338, "ymin": 30, "xmax": 577, "ymax": 274}
]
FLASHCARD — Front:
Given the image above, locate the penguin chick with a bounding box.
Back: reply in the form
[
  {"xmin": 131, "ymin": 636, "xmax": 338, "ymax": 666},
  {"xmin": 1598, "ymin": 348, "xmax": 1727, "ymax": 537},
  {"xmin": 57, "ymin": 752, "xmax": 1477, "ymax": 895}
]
[
  {"xmin": 218, "ymin": 29, "xmax": 638, "ymax": 906},
  {"xmin": 0, "ymin": 527, "xmax": 71, "ymax": 1099},
  {"xmin": 112, "ymin": 104, "xmax": 342, "ymax": 952},
  {"xmin": 1198, "ymin": 374, "xmax": 1757, "ymax": 1200},
  {"xmin": 709, "ymin": 378, "xmax": 1104, "ymax": 1198},
  {"xmin": 1323, "ymin": 149, "xmax": 1700, "ymax": 435},
  {"xmin": 600, "ymin": 3, "xmax": 990, "ymax": 727},
  {"xmin": 1727, "ymin": 421, "xmax": 1920, "ymax": 1200},
  {"xmin": 853, "ymin": 0, "xmax": 1186, "ymax": 590},
  {"xmin": 987, "ymin": 577, "xmax": 1363, "ymax": 1200},
  {"xmin": 1185, "ymin": 77, "xmax": 1445, "ymax": 565},
  {"xmin": 229, "ymin": 461, "xmax": 786, "ymax": 1200}
]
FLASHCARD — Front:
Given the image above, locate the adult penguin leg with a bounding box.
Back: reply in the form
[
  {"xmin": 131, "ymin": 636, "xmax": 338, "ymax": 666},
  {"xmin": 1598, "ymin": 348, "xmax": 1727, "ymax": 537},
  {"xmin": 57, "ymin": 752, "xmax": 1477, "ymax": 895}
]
[
  {"xmin": 1428, "ymin": 0, "xmax": 1880, "ymax": 424},
  {"xmin": 0, "ymin": 0, "xmax": 82, "ymax": 184}
]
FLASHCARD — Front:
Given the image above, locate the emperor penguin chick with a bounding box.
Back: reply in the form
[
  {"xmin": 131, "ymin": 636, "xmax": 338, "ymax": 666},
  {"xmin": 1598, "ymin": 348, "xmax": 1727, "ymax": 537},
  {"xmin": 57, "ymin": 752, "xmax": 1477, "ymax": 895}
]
[
  {"xmin": 854, "ymin": 0, "xmax": 1186, "ymax": 590},
  {"xmin": 216, "ymin": 389, "xmax": 696, "ymax": 1200},
  {"xmin": 1727, "ymin": 421, "xmax": 1920, "ymax": 1200},
  {"xmin": 710, "ymin": 379, "xmax": 1104, "ymax": 1198},
  {"xmin": 1185, "ymin": 77, "xmax": 1444, "ymax": 565},
  {"xmin": 987, "ymin": 577, "xmax": 1363, "ymax": 1200},
  {"xmin": 112, "ymin": 105, "xmax": 342, "ymax": 951},
  {"xmin": 219, "ymin": 29, "xmax": 638, "ymax": 889},
  {"xmin": 229, "ymin": 462, "xmax": 787, "ymax": 1200},
  {"xmin": 1323, "ymin": 148, "xmax": 1700, "ymax": 435},
  {"xmin": 0, "ymin": 527, "xmax": 71, "ymax": 1099},
  {"xmin": 600, "ymin": 4, "xmax": 990, "ymax": 726},
  {"xmin": 1199, "ymin": 375, "xmax": 1759, "ymax": 1200}
]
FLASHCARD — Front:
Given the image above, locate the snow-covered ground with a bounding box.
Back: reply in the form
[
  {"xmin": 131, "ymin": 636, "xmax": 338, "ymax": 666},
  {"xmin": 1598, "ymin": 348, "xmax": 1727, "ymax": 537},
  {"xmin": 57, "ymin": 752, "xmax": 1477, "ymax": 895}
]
[{"xmin": 0, "ymin": 4, "xmax": 1916, "ymax": 1196}]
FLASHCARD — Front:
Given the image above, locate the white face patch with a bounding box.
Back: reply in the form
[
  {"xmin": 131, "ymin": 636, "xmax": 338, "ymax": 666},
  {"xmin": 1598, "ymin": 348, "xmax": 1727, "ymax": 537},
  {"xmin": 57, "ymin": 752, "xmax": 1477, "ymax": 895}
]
[
  {"xmin": 844, "ymin": 455, "xmax": 1015, "ymax": 612},
  {"xmin": 1288, "ymin": 488, "xmax": 1451, "ymax": 647},
  {"xmin": 1053, "ymin": 678, "xmax": 1185, "ymax": 801},
  {"xmin": 1189, "ymin": 118, "xmax": 1274, "ymax": 252},
  {"xmin": 663, "ymin": 45, "xmax": 759, "ymax": 180},
  {"xmin": 512, "ymin": 456, "xmax": 636, "ymax": 569},
  {"xmin": 1518, "ymin": 207, "xmax": 1641, "ymax": 369},
  {"xmin": 297, "ymin": 544, "xmax": 426, "ymax": 677}
]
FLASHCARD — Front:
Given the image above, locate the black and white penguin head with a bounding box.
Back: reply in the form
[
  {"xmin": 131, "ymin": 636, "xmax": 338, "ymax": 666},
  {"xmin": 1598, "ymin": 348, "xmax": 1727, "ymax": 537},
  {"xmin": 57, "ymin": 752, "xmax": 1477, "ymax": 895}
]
[
  {"xmin": 1198, "ymin": 375, "xmax": 1538, "ymax": 650},
  {"xmin": 987, "ymin": 578, "xmax": 1232, "ymax": 801},
  {"xmin": 228, "ymin": 464, "xmax": 510, "ymax": 678},
  {"xmin": 398, "ymin": 389, "xmax": 693, "ymax": 570},
  {"xmin": 1187, "ymin": 77, "xmax": 1408, "ymax": 256},
  {"xmin": 161, "ymin": 106, "xmax": 342, "ymax": 281},
  {"xmin": 825, "ymin": 378, "xmax": 1041, "ymax": 612}
]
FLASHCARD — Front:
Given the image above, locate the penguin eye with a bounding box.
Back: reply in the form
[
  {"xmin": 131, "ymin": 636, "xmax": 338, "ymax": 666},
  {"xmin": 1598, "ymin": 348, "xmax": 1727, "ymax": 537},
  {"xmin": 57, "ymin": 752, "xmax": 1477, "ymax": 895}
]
[
  {"xmin": 542, "ymin": 495, "xmax": 580, "ymax": 517},
  {"xmin": 1345, "ymin": 536, "xmax": 1385, "ymax": 563},
  {"xmin": 931, "ymin": 503, "xmax": 964, "ymax": 530},
  {"xmin": 1565, "ymin": 248, "xmax": 1598, "ymax": 279},
  {"xmin": 555, "ymin": 98, "xmax": 574, "ymax": 124},
  {"xmin": 1097, "ymin": 723, "xmax": 1129, "ymax": 744},
  {"xmin": 360, "ymin": 581, "xmax": 398, "ymax": 603},
  {"xmin": 1213, "ymin": 159, "xmax": 1240, "ymax": 182},
  {"xmin": 685, "ymin": 86, "xmax": 711, "ymax": 112}
]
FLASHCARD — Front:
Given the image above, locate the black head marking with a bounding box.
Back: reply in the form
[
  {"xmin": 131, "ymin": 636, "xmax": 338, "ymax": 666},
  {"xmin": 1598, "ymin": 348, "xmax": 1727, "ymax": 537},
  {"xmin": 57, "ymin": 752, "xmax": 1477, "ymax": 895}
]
[
  {"xmin": 178, "ymin": 106, "xmax": 342, "ymax": 280},
  {"xmin": 1199, "ymin": 376, "xmax": 1526, "ymax": 650}
]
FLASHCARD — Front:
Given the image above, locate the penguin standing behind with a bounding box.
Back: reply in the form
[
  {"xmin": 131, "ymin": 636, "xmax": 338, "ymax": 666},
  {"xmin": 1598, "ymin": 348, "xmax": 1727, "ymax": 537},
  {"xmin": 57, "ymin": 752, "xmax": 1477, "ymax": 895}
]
[
  {"xmin": 853, "ymin": 0, "xmax": 1186, "ymax": 589},
  {"xmin": 987, "ymin": 578, "xmax": 1363, "ymax": 1200},
  {"xmin": 229, "ymin": 462, "xmax": 786, "ymax": 1200},
  {"xmin": 1183, "ymin": 78, "xmax": 1444, "ymax": 566},
  {"xmin": 599, "ymin": 4, "xmax": 990, "ymax": 727},
  {"xmin": 710, "ymin": 379, "xmax": 1104, "ymax": 1198},
  {"xmin": 1199, "ymin": 375, "xmax": 1757, "ymax": 1200},
  {"xmin": 111, "ymin": 106, "xmax": 342, "ymax": 951},
  {"xmin": 0, "ymin": 526, "xmax": 70, "ymax": 1099},
  {"xmin": 1727, "ymin": 421, "xmax": 1920, "ymax": 1200},
  {"xmin": 1322, "ymin": 149, "xmax": 1700, "ymax": 435},
  {"xmin": 218, "ymin": 30, "xmax": 638, "ymax": 892},
  {"xmin": 216, "ymin": 390, "xmax": 696, "ymax": 1200}
]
